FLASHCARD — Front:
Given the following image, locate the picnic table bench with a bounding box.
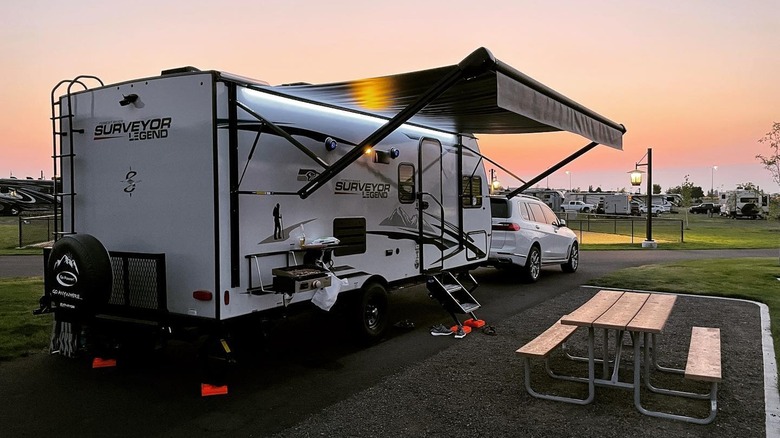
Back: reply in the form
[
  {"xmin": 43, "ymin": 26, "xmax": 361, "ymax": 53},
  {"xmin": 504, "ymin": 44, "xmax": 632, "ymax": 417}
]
[{"xmin": 516, "ymin": 290, "xmax": 722, "ymax": 424}]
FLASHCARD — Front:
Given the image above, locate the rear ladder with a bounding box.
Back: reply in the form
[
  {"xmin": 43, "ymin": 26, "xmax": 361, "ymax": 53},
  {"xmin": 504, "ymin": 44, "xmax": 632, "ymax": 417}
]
[{"xmin": 50, "ymin": 76, "xmax": 103, "ymax": 240}]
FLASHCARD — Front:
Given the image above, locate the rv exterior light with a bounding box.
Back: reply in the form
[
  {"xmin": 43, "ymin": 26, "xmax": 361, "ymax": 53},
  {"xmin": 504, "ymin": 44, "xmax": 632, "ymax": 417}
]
[
  {"xmin": 119, "ymin": 94, "xmax": 139, "ymax": 107},
  {"xmin": 364, "ymin": 147, "xmax": 373, "ymax": 155},
  {"xmin": 324, "ymin": 137, "xmax": 338, "ymax": 151},
  {"xmin": 390, "ymin": 148, "xmax": 400, "ymax": 159},
  {"xmin": 193, "ymin": 290, "xmax": 213, "ymax": 301}
]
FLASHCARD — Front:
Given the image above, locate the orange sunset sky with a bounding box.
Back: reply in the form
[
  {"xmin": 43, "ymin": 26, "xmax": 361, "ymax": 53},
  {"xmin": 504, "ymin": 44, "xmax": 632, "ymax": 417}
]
[{"xmin": 2, "ymin": 0, "xmax": 778, "ymax": 194}]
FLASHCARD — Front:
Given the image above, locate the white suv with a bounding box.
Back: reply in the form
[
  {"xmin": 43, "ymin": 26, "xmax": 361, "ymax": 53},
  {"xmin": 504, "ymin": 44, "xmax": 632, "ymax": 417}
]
[{"xmin": 488, "ymin": 195, "xmax": 579, "ymax": 282}]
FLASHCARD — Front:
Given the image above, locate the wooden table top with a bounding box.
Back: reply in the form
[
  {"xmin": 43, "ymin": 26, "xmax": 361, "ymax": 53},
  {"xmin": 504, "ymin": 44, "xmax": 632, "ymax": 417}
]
[{"xmin": 561, "ymin": 290, "xmax": 676, "ymax": 333}]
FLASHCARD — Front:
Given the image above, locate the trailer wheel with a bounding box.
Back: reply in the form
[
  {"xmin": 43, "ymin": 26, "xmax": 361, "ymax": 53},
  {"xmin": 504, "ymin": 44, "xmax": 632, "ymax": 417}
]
[
  {"xmin": 561, "ymin": 242, "xmax": 579, "ymax": 273},
  {"xmin": 352, "ymin": 282, "xmax": 389, "ymax": 342},
  {"xmin": 46, "ymin": 233, "xmax": 112, "ymax": 317}
]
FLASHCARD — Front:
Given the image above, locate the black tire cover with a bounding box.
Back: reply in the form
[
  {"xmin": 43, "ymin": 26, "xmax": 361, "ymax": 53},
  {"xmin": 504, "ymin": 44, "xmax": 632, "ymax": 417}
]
[{"xmin": 46, "ymin": 234, "xmax": 112, "ymax": 316}]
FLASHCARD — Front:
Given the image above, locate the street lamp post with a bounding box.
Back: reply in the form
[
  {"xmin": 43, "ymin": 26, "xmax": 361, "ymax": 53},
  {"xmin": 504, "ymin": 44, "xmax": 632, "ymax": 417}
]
[
  {"xmin": 711, "ymin": 165, "xmax": 718, "ymax": 197},
  {"xmin": 629, "ymin": 147, "xmax": 656, "ymax": 248},
  {"xmin": 565, "ymin": 170, "xmax": 571, "ymax": 191}
]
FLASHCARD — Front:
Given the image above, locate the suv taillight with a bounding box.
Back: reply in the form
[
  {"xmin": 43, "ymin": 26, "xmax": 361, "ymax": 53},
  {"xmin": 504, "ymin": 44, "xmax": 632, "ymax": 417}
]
[{"xmin": 492, "ymin": 222, "xmax": 520, "ymax": 231}]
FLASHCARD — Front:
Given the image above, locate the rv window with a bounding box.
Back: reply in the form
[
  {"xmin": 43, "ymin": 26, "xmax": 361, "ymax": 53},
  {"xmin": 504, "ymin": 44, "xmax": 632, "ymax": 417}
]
[
  {"xmin": 398, "ymin": 163, "xmax": 415, "ymax": 204},
  {"xmin": 333, "ymin": 217, "xmax": 366, "ymax": 256},
  {"xmin": 461, "ymin": 176, "xmax": 483, "ymax": 208}
]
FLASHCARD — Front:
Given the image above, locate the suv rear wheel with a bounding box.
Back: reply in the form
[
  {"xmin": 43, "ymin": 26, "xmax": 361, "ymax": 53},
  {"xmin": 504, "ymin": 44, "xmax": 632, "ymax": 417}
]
[
  {"xmin": 561, "ymin": 242, "xmax": 579, "ymax": 273},
  {"xmin": 521, "ymin": 246, "xmax": 541, "ymax": 283}
]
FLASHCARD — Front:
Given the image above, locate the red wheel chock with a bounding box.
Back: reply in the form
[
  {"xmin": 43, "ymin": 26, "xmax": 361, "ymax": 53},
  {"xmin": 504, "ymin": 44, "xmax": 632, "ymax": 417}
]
[
  {"xmin": 201, "ymin": 383, "xmax": 229, "ymax": 397},
  {"xmin": 464, "ymin": 318, "xmax": 486, "ymax": 328},
  {"xmin": 91, "ymin": 357, "xmax": 117, "ymax": 368}
]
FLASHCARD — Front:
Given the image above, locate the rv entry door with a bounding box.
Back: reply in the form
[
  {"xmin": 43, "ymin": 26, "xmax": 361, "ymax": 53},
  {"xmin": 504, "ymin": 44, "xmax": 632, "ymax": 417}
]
[{"xmin": 419, "ymin": 138, "xmax": 444, "ymax": 273}]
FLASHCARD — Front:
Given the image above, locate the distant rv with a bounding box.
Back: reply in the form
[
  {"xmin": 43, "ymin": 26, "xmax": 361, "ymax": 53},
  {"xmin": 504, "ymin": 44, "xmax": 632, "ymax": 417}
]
[
  {"xmin": 523, "ymin": 189, "xmax": 566, "ymax": 211},
  {"xmin": 720, "ymin": 187, "xmax": 769, "ymax": 219},
  {"xmin": 0, "ymin": 178, "xmax": 55, "ymax": 216}
]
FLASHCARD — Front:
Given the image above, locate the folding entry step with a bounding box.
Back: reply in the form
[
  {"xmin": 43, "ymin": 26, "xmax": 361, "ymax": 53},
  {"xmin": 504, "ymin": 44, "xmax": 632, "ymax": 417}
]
[{"xmin": 426, "ymin": 272, "xmax": 483, "ymax": 328}]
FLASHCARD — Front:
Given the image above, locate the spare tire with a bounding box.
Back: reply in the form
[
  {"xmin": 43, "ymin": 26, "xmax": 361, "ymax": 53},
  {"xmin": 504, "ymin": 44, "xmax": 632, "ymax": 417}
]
[
  {"xmin": 741, "ymin": 203, "xmax": 759, "ymax": 217},
  {"xmin": 46, "ymin": 234, "xmax": 112, "ymax": 318}
]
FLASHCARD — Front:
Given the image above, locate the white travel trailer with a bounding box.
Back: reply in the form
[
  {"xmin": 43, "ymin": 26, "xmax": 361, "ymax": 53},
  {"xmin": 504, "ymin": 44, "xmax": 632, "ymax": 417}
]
[
  {"xmin": 38, "ymin": 48, "xmax": 624, "ymax": 368},
  {"xmin": 720, "ymin": 188, "xmax": 769, "ymax": 219},
  {"xmin": 603, "ymin": 193, "xmax": 635, "ymax": 215}
]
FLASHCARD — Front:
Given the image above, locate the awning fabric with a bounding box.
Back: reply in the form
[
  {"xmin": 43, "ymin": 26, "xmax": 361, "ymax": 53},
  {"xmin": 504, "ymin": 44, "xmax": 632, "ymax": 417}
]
[{"xmin": 259, "ymin": 50, "xmax": 625, "ymax": 149}]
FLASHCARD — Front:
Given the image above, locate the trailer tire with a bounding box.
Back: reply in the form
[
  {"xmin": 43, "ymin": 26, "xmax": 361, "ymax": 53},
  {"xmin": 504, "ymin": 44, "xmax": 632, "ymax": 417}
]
[
  {"xmin": 352, "ymin": 282, "xmax": 389, "ymax": 343},
  {"xmin": 47, "ymin": 234, "xmax": 112, "ymax": 317}
]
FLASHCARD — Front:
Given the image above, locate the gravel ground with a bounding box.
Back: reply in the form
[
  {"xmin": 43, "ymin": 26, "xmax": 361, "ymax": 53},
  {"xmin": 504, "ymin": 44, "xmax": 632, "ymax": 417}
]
[{"xmin": 273, "ymin": 288, "xmax": 766, "ymax": 437}]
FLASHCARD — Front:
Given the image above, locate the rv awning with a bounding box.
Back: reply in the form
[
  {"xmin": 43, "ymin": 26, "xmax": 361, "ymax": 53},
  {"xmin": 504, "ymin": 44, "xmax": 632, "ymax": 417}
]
[{"xmin": 262, "ymin": 51, "xmax": 625, "ymax": 149}]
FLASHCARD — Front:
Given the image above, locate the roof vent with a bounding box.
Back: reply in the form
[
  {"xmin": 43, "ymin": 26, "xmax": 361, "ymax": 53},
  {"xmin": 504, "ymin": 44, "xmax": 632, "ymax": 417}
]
[{"xmin": 161, "ymin": 66, "xmax": 201, "ymax": 76}]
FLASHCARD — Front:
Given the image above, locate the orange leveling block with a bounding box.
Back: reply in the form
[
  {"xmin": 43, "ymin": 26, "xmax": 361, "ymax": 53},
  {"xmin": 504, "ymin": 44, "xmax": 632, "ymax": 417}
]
[
  {"xmin": 91, "ymin": 357, "xmax": 117, "ymax": 368},
  {"xmin": 449, "ymin": 325, "xmax": 472, "ymax": 334},
  {"xmin": 201, "ymin": 383, "xmax": 229, "ymax": 397},
  {"xmin": 463, "ymin": 318, "xmax": 486, "ymax": 329}
]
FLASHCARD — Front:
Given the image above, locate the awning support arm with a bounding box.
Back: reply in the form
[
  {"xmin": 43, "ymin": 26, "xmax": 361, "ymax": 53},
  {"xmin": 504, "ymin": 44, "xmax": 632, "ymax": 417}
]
[
  {"xmin": 459, "ymin": 143, "xmax": 527, "ymax": 186},
  {"xmin": 235, "ymin": 100, "xmax": 330, "ymax": 169},
  {"xmin": 505, "ymin": 141, "xmax": 599, "ymax": 199},
  {"xmin": 297, "ymin": 47, "xmax": 497, "ymax": 199}
]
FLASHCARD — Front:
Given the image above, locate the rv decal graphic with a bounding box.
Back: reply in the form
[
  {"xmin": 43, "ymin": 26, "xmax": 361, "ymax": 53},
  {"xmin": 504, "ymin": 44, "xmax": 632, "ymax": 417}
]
[
  {"xmin": 379, "ymin": 207, "xmax": 433, "ymax": 231},
  {"xmin": 258, "ymin": 218, "xmax": 316, "ymax": 244},
  {"xmin": 222, "ymin": 120, "xmax": 357, "ymax": 147},
  {"xmin": 122, "ymin": 168, "xmax": 141, "ymax": 197},
  {"xmin": 297, "ymin": 169, "xmax": 320, "ymax": 181},
  {"xmin": 94, "ymin": 117, "xmax": 172, "ymax": 141},
  {"xmin": 369, "ymin": 206, "xmax": 486, "ymax": 264},
  {"xmin": 335, "ymin": 180, "xmax": 391, "ymax": 199},
  {"xmin": 53, "ymin": 253, "xmax": 79, "ymax": 287}
]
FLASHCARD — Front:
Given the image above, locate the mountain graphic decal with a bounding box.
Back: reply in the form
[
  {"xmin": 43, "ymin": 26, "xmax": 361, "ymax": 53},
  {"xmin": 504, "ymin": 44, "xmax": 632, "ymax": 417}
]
[{"xmin": 380, "ymin": 207, "xmax": 434, "ymax": 232}]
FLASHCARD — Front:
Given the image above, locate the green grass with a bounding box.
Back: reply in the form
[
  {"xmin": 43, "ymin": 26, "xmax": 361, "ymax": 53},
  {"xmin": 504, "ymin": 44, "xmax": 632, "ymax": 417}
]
[
  {"xmin": 0, "ymin": 277, "xmax": 51, "ymax": 360},
  {"xmin": 0, "ymin": 217, "xmax": 45, "ymax": 255},
  {"xmin": 589, "ymin": 257, "xmax": 780, "ymax": 369},
  {"xmin": 579, "ymin": 212, "xmax": 780, "ymax": 250}
]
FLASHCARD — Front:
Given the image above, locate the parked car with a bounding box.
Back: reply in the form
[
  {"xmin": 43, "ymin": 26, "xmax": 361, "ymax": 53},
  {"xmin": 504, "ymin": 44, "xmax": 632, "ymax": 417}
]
[
  {"xmin": 689, "ymin": 203, "xmax": 720, "ymax": 214},
  {"xmin": 560, "ymin": 200, "xmax": 595, "ymax": 213},
  {"xmin": 639, "ymin": 204, "xmax": 665, "ymax": 215},
  {"xmin": 488, "ymin": 195, "xmax": 579, "ymax": 282}
]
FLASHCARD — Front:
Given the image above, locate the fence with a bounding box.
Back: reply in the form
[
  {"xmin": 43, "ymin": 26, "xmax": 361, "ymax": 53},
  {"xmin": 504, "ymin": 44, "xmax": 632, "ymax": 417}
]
[
  {"xmin": 18, "ymin": 214, "xmax": 55, "ymax": 248},
  {"xmin": 561, "ymin": 214, "xmax": 685, "ymax": 244}
]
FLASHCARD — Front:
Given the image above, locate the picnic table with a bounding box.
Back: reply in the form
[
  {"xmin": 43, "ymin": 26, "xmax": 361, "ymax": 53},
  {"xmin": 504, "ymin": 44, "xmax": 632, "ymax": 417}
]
[{"xmin": 516, "ymin": 290, "xmax": 721, "ymax": 424}]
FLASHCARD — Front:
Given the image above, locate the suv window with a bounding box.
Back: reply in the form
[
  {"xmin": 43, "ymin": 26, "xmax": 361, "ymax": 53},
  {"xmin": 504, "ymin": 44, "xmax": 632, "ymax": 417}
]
[
  {"xmin": 540, "ymin": 204, "xmax": 560, "ymax": 225},
  {"xmin": 518, "ymin": 201, "xmax": 531, "ymax": 221},
  {"xmin": 527, "ymin": 202, "xmax": 546, "ymax": 224},
  {"xmin": 490, "ymin": 198, "xmax": 510, "ymax": 218}
]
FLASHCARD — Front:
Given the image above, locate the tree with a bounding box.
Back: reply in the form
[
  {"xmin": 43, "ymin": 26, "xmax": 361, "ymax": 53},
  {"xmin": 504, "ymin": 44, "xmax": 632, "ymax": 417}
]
[
  {"xmin": 756, "ymin": 122, "xmax": 780, "ymax": 186},
  {"xmin": 652, "ymin": 184, "xmax": 662, "ymax": 194},
  {"xmin": 738, "ymin": 182, "xmax": 757, "ymax": 191},
  {"xmin": 678, "ymin": 175, "xmax": 695, "ymax": 206},
  {"xmin": 667, "ymin": 178, "xmax": 703, "ymax": 205}
]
